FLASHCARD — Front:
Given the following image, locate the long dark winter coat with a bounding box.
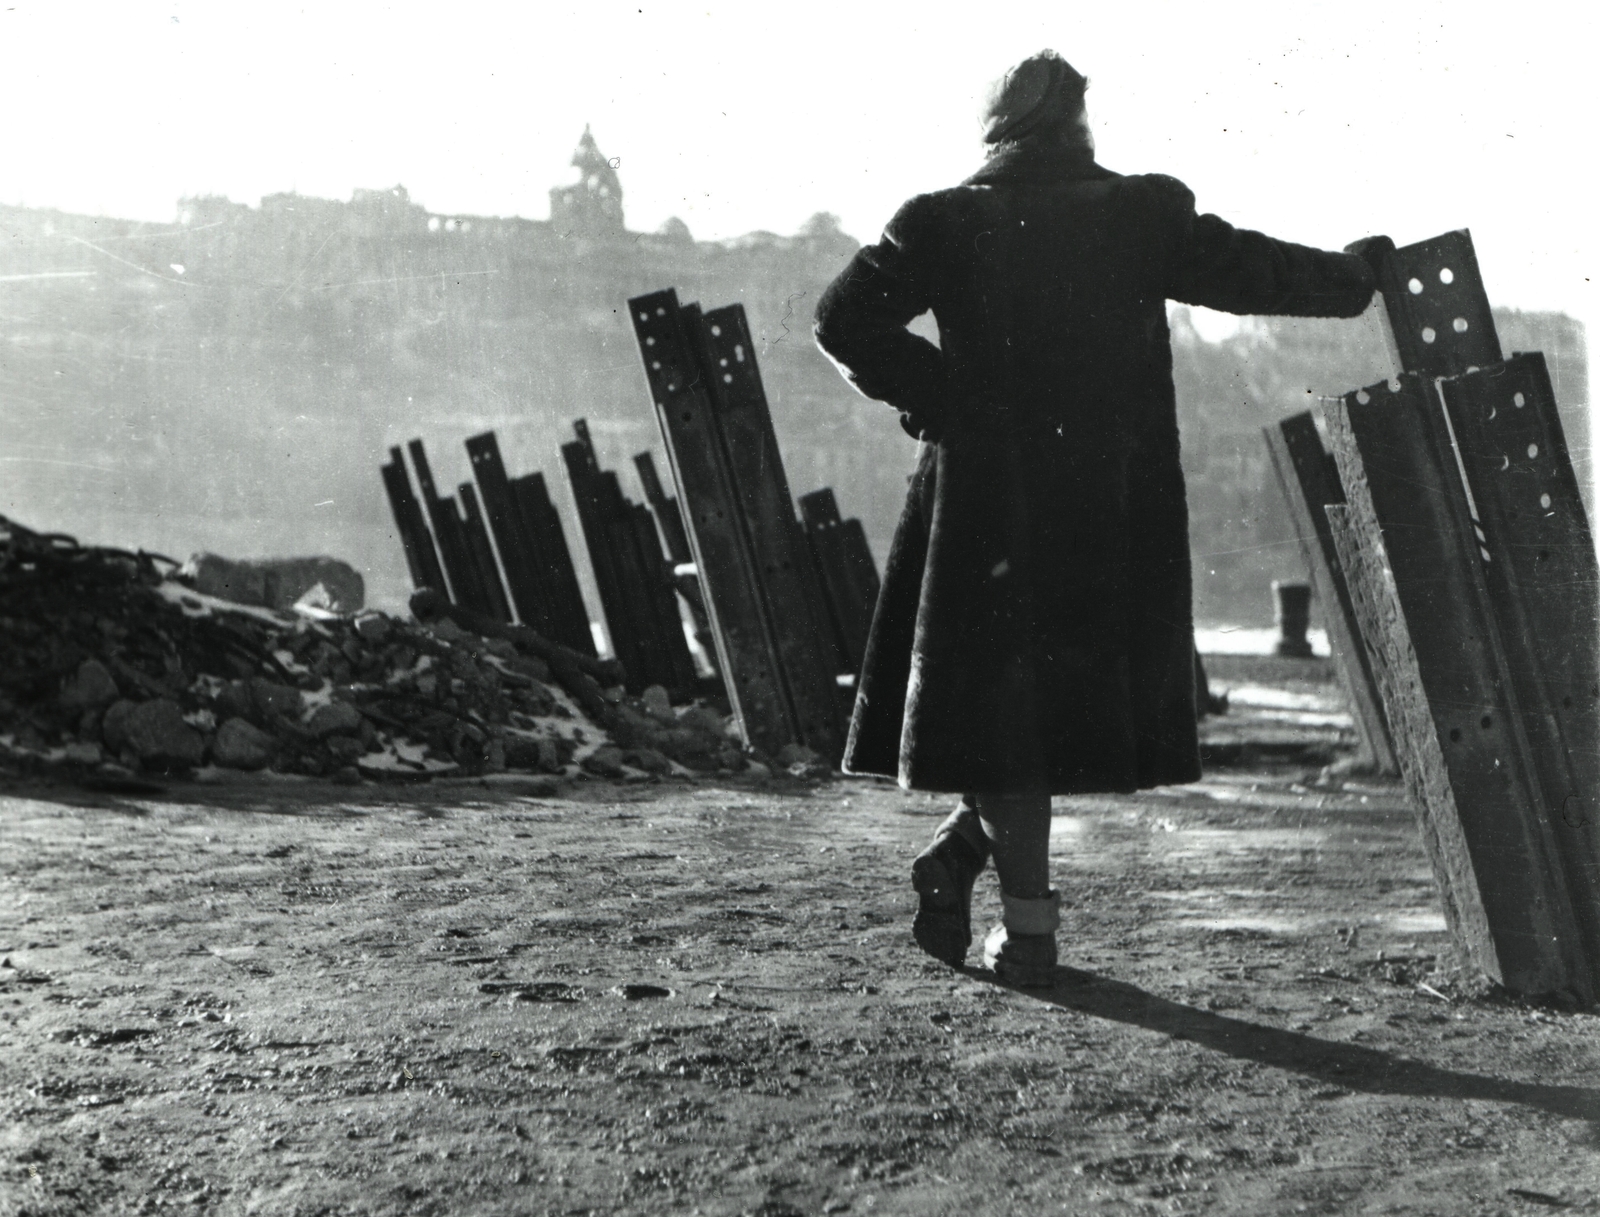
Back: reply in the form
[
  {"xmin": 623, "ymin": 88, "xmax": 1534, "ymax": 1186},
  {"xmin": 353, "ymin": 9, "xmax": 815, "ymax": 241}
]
[{"xmin": 814, "ymin": 143, "xmax": 1374, "ymax": 794}]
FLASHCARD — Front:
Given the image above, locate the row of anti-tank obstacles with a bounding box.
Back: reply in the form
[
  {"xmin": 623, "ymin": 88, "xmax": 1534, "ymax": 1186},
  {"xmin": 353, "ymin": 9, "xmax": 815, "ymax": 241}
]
[
  {"xmin": 379, "ymin": 291, "xmax": 880, "ymax": 770},
  {"xmin": 1265, "ymin": 230, "xmax": 1599, "ymax": 1006}
]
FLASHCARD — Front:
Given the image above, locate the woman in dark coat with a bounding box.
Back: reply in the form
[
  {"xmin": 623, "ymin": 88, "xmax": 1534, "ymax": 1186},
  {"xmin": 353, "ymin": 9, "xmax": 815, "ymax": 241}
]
[{"xmin": 813, "ymin": 51, "xmax": 1376, "ymax": 984}]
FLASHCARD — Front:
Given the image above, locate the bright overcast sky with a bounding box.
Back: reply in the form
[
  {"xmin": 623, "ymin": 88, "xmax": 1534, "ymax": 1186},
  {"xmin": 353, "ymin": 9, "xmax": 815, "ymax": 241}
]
[{"xmin": 0, "ymin": 1, "xmax": 1595, "ymax": 329}]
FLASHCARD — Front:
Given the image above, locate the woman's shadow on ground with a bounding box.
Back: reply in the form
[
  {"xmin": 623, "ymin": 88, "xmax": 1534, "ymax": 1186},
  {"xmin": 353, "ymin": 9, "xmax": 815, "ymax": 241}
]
[{"xmin": 969, "ymin": 964, "xmax": 1600, "ymax": 1125}]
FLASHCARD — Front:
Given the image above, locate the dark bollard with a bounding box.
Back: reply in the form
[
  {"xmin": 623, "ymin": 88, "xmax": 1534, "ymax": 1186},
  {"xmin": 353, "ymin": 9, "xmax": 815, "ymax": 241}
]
[{"xmin": 1273, "ymin": 581, "xmax": 1314, "ymax": 658}]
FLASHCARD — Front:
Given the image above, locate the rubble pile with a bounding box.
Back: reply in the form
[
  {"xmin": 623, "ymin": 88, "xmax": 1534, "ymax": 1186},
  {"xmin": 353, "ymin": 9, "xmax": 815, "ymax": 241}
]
[{"xmin": 0, "ymin": 517, "xmax": 746, "ymax": 783}]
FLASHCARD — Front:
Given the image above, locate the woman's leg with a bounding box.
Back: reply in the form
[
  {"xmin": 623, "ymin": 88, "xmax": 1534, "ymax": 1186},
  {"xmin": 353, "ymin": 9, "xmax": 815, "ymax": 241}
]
[
  {"xmin": 975, "ymin": 791, "xmax": 1052, "ymax": 899},
  {"xmin": 975, "ymin": 791, "xmax": 1059, "ymax": 985}
]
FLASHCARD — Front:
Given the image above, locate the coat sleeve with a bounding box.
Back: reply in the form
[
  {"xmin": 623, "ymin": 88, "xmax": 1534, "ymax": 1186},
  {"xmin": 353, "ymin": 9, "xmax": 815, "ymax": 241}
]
[
  {"xmin": 1148, "ymin": 176, "xmax": 1376, "ymax": 318},
  {"xmin": 813, "ymin": 195, "xmax": 947, "ymax": 432}
]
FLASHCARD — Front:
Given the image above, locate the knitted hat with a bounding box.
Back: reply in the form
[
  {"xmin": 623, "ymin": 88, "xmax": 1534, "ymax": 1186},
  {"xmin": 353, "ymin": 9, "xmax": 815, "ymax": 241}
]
[{"xmin": 982, "ymin": 50, "xmax": 1088, "ymax": 145}]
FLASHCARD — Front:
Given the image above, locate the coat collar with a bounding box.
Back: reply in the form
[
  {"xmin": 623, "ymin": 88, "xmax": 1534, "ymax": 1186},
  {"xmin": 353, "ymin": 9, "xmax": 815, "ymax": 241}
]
[{"xmin": 962, "ymin": 143, "xmax": 1115, "ymax": 188}]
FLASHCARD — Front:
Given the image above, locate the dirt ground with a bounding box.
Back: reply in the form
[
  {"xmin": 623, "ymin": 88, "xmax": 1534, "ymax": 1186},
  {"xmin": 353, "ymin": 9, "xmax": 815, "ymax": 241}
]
[{"xmin": 3, "ymin": 659, "xmax": 1598, "ymax": 1217}]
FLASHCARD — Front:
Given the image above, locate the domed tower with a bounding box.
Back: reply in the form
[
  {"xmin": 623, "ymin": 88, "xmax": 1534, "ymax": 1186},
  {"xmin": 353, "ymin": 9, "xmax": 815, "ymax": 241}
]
[{"xmin": 549, "ymin": 126, "xmax": 625, "ymax": 237}]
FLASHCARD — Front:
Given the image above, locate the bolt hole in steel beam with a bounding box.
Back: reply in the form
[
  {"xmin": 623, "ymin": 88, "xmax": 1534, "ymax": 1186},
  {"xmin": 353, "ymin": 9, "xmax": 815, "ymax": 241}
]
[{"xmin": 1375, "ymin": 231, "xmax": 1501, "ymax": 380}]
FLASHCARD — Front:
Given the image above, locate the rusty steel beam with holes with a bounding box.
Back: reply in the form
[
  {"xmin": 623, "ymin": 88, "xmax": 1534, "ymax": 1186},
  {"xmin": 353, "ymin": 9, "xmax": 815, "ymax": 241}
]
[
  {"xmin": 1327, "ymin": 374, "xmax": 1593, "ymax": 1003},
  {"xmin": 629, "ymin": 289, "xmax": 795, "ymax": 755},
  {"xmin": 407, "ymin": 439, "xmax": 496, "ymax": 617},
  {"xmin": 1379, "ymin": 230, "xmax": 1598, "ymax": 988},
  {"xmin": 634, "ymin": 451, "xmax": 717, "ymax": 675},
  {"xmin": 508, "ymin": 472, "xmax": 595, "ymax": 656},
  {"xmin": 380, "ymin": 447, "xmax": 447, "ymax": 595},
  {"xmin": 561, "ymin": 421, "xmax": 643, "ymax": 683},
  {"xmin": 457, "ymin": 483, "xmax": 512, "ymax": 623},
  {"xmin": 621, "ymin": 493, "xmax": 699, "ymax": 695},
  {"xmin": 1262, "ymin": 413, "xmax": 1396, "ymax": 774},
  {"xmin": 1437, "ymin": 355, "xmax": 1600, "ymax": 972},
  {"xmin": 467, "ymin": 431, "xmax": 559, "ymax": 637},
  {"xmin": 634, "ymin": 451, "xmax": 691, "ymax": 565},
  {"xmin": 691, "ymin": 302, "xmax": 844, "ymax": 757},
  {"xmin": 799, "ymin": 487, "xmax": 880, "ymax": 676}
]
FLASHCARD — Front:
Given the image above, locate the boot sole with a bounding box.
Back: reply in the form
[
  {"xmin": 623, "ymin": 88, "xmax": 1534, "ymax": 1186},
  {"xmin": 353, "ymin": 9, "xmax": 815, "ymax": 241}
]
[
  {"xmin": 911, "ymin": 851, "xmax": 971, "ymax": 966},
  {"xmin": 911, "ymin": 850, "xmax": 962, "ymax": 906}
]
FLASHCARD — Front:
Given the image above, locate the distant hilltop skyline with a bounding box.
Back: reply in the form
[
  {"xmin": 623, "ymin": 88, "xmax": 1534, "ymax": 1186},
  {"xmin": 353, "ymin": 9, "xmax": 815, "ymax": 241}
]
[{"xmin": 8, "ymin": 129, "xmax": 856, "ymax": 256}]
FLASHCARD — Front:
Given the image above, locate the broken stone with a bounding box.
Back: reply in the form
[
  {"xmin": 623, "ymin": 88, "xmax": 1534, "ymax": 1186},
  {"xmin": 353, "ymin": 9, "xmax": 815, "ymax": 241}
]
[
  {"xmin": 294, "ymin": 582, "xmax": 337, "ymax": 612},
  {"xmin": 777, "ymin": 743, "xmax": 822, "ymax": 769},
  {"xmin": 677, "ymin": 704, "xmax": 729, "ymax": 739},
  {"xmin": 649, "ymin": 726, "xmax": 721, "ymax": 771},
  {"xmin": 480, "ymin": 636, "xmax": 517, "ymax": 661},
  {"xmin": 613, "ymin": 703, "xmax": 661, "ymax": 743},
  {"xmin": 75, "ymin": 709, "xmax": 104, "ymax": 743},
  {"xmin": 503, "ymin": 734, "xmax": 543, "ymax": 771},
  {"xmin": 123, "ymin": 698, "xmax": 204, "ymax": 769},
  {"xmin": 505, "ymin": 653, "xmax": 552, "ymax": 683},
  {"xmin": 250, "ymin": 679, "xmax": 302, "ymax": 720},
  {"xmin": 59, "ymin": 659, "xmax": 119, "ymax": 710},
  {"xmin": 512, "ymin": 681, "xmax": 557, "ymax": 717},
  {"xmin": 212, "ymin": 718, "xmax": 275, "ymax": 771},
  {"xmin": 640, "ymin": 684, "xmax": 674, "ymax": 723},
  {"xmin": 581, "ymin": 744, "xmax": 626, "ymax": 778},
  {"xmin": 61, "ymin": 741, "xmax": 102, "ymax": 765},
  {"xmin": 214, "ymin": 680, "xmax": 254, "ymax": 722},
  {"xmin": 100, "ymin": 699, "xmax": 139, "ymax": 753},
  {"xmin": 186, "ymin": 553, "xmax": 364, "ymax": 612},
  {"xmin": 505, "ymin": 735, "xmax": 568, "ymax": 773},
  {"xmin": 620, "ymin": 747, "xmax": 672, "ymax": 775},
  {"xmin": 353, "ymin": 613, "xmax": 391, "ymax": 644},
  {"xmin": 307, "ymin": 701, "xmax": 364, "ymax": 739},
  {"xmin": 325, "ymin": 735, "xmax": 366, "ymax": 764},
  {"xmin": 429, "ymin": 617, "xmax": 467, "ymax": 643},
  {"xmin": 184, "ymin": 554, "xmax": 267, "ymax": 606}
]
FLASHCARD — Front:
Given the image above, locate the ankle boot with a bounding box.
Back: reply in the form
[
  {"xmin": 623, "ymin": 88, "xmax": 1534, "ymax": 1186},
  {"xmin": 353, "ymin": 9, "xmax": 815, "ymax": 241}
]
[
  {"xmin": 982, "ymin": 890, "xmax": 1060, "ymax": 987},
  {"xmin": 910, "ymin": 813, "xmax": 989, "ymax": 966}
]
